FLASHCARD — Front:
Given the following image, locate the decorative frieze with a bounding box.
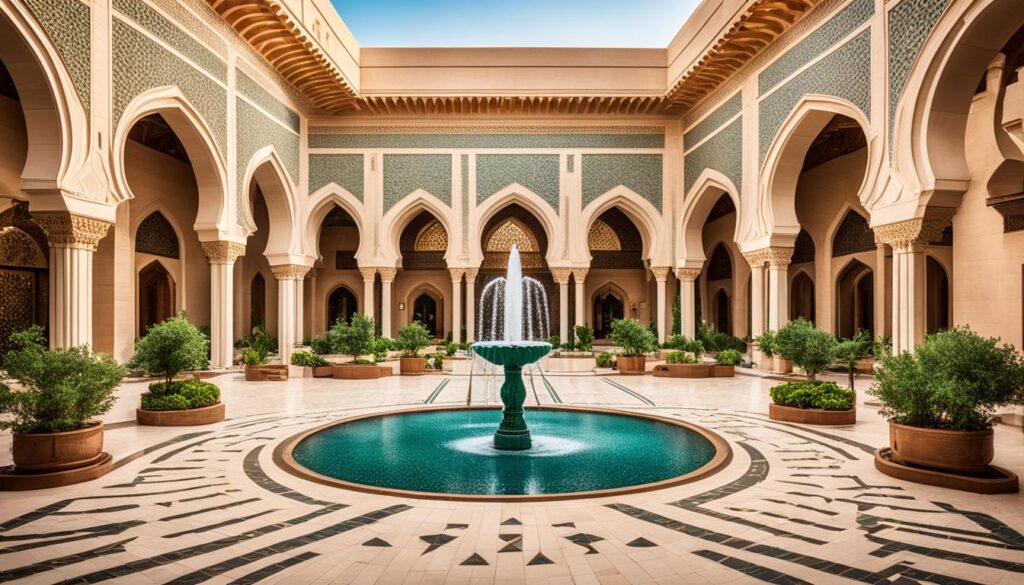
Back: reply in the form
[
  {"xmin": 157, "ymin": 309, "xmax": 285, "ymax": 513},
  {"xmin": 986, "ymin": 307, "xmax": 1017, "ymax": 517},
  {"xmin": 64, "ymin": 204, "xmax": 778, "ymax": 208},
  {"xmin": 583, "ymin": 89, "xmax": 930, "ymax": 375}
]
[
  {"xmin": 377, "ymin": 267, "xmax": 398, "ymax": 284},
  {"xmin": 743, "ymin": 246, "xmax": 794, "ymax": 267},
  {"xmin": 308, "ymin": 129, "xmax": 665, "ymax": 150},
  {"xmin": 200, "ymin": 241, "xmax": 245, "ymax": 263},
  {"xmin": 549, "ymin": 268, "xmax": 572, "ymax": 285},
  {"xmin": 873, "ymin": 213, "xmax": 953, "ymax": 250},
  {"xmin": 650, "ymin": 266, "xmax": 671, "ymax": 281},
  {"xmin": 271, "ymin": 264, "xmax": 309, "ymax": 280},
  {"xmin": 32, "ymin": 213, "xmax": 111, "ymax": 251}
]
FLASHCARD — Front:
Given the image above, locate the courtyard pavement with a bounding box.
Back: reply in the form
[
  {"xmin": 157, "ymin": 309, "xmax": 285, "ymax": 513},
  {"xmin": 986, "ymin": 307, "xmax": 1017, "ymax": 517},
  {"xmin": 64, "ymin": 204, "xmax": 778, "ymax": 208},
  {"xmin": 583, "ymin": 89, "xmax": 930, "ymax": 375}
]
[{"xmin": 2, "ymin": 368, "xmax": 1024, "ymax": 584}]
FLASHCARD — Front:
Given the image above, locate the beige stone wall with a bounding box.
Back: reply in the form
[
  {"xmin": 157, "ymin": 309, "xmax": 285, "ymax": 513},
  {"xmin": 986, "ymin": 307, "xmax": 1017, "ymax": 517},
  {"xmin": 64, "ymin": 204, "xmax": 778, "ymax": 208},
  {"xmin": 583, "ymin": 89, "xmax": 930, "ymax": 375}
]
[{"xmin": 0, "ymin": 96, "xmax": 26, "ymax": 199}]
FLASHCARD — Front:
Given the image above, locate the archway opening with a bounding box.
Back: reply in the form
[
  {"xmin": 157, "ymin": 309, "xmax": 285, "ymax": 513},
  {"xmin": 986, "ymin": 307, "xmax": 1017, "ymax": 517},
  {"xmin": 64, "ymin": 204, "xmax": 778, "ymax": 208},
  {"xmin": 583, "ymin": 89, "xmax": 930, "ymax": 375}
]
[
  {"xmin": 0, "ymin": 203, "xmax": 48, "ymax": 355},
  {"xmin": 138, "ymin": 261, "xmax": 175, "ymax": 337},
  {"xmin": 316, "ymin": 205, "xmax": 360, "ymax": 335},
  {"xmin": 790, "ymin": 271, "xmax": 815, "ymax": 323},
  {"xmin": 327, "ymin": 285, "xmax": 357, "ymax": 327},
  {"xmin": 836, "ymin": 259, "xmax": 873, "ymax": 339},
  {"xmin": 588, "ymin": 207, "xmax": 644, "ymax": 337},
  {"xmin": 926, "ymin": 256, "xmax": 950, "ymax": 334},
  {"xmin": 705, "ymin": 242, "xmax": 733, "ymax": 334},
  {"xmin": 397, "ymin": 210, "xmax": 449, "ymax": 338},
  {"xmin": 593, "ymin": 288, "xmax": 626, "ymax": 339},
  {"xmin": 250, "ymin": 273, "xmax": 266, "ymax": 332},
  {"xmin": 413, "ymin": 292, "xmax": 440, "ymax": 337}
]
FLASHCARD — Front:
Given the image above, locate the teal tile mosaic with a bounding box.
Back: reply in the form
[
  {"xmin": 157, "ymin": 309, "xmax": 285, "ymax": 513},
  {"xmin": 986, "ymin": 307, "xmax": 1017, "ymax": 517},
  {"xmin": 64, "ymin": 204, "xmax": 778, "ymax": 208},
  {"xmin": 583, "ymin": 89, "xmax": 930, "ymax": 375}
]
[
  {"xmin": 759, "ymin": 30, "xmax": 871, "ymax": 162},
  {"xmin": 24, "ymin": 0, "xmax": 90, "ymax": 108},
  {"xmin": 758, "ymin": 0, "xmax": 874, "ymax": 95},
  {"xmin": 309, "ymin": 154, "xmax": 364, "ymax": 200},
  {"xmin": 236, "ymin": 70, "xmax": 300, "ymax": 133},
  {"xmin": 309, "ymin": 133, "xmax": 664, "ymax": 150},
  {"xmin": 684, "ymin": 93, "xmax": 741, "ymax": 148},
  {"xmin": 236, "ymin": 98, "xmax": 300, "ymax": 224},
  {"xmin": 112, "ymin": 18, "xmax": 227, "ymax": 154},
  {"xmin": 383, "ymin": 154, "xmax": 452, "ymax": 212},
  {"xmin": 581, "ymin": 154, "xmax": 663, "ymax": 209},
  {"xmin": 475, "ymin": 155, "xmax": 560, "ymax": 208},
  {"xmin": 461, "ymin": 154, "xmax": 469, "ymax": 254},
  {"xmin": 888, "ymin": 0, "xmax": 953, "ymax": 146},
  {"xmin": 684, "ymin": 118, "xmax": 742, "ymax": 197},
  {"xmin": 113, "ymin": 0, "xmax": 226, "ymax": 81}
]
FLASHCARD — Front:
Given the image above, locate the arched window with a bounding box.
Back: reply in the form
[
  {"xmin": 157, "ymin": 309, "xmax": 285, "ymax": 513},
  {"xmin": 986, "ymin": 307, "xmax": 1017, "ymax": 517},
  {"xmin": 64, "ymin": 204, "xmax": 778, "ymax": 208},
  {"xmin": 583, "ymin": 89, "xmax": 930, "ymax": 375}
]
[
  {"xmin": 139, "ymin": 261, "xmax": 175, "ymax": 336},
  {"xmin": 327, "ymin": 286, "xmax": 358, "ymax": 327}
]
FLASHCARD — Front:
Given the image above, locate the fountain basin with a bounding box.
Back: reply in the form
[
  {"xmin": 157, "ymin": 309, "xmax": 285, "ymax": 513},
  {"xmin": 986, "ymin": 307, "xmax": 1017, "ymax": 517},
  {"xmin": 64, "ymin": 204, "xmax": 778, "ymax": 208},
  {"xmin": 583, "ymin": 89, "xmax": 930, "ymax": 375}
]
[
  {"xmin": 275, "ymin": 406, "xmax": 731, "ymax": 501},
  {"xmin": 471, "ymin": 341, "xmax": 551, "ymax": 367},
  {"xmin": 472, "ymin": 341, "xmax": 552, "ymax": 450}
]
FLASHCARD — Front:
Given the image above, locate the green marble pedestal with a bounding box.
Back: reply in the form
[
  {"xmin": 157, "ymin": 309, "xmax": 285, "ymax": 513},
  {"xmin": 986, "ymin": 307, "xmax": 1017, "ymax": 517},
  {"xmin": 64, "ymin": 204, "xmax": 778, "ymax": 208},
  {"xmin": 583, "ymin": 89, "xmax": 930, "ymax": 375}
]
[{"xmin": 471, "ymin": 341, "xmax": 552, "ymax": 451}]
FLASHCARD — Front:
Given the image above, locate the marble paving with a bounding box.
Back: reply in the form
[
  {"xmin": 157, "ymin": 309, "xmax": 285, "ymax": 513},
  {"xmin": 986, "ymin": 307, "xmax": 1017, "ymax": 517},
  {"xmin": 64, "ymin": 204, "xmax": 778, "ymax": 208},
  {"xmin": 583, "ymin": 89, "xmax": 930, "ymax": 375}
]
[{"xmin": 2, "ymin": 370, "xmax": 1024, "ymax": 585}]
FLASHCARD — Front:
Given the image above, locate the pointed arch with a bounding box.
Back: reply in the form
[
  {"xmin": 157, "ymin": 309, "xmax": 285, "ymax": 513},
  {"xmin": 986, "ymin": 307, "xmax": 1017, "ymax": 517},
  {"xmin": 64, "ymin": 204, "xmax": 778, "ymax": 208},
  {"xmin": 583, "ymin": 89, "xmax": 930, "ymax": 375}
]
[
  {"xmin": 580, "ymin": 186, "xmax": 663, "ymax": 263},
  {"xmin": 678, "ymin": 168, "xmax": 740, "ymax": 265},
  {"xmin": 305, "ymin": 184, "xmax": 367, "ymax": 265},
  {"xmin": 824, "ymin": 203, "xmax": 876, "ymax": 259},
  {"xmin": 380, "ymin": 189, "xmax": 453, "ymax": 266},
  {"xmin": 471, "ymin": 184, "xmax": 561, "ymax": 265},
  {"xmin": 240, "ymin": 146, "xmax": 297, "ymax": 259},
  {"xmin": 759, "ymin": 95, "xmax": 874, "ymax": 242},
  {"xmin": 112, "ymin": 87, "xmax": 228, "ymax": 236}
]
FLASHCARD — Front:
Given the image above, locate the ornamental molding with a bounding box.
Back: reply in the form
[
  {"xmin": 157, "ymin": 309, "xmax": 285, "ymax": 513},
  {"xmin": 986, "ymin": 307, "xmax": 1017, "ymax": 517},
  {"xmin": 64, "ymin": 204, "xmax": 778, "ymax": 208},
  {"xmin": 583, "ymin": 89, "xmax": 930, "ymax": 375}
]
[
  {"xmin": 464, "ymin": 267, "xmax": 479, "ymax": 281},
  {"xmin": 873, "ymin": 212, "xmax": 954, "ymax": 250},
  {"xmin": 309, "ymin": 125, "xmax": 666, "ymax": 136},
  {"xmin": 449, "ymin": 267, "xmax": 466, "ymax": 282},
  {"xmin": 32, "ymin": 213, "xmax": 111, "ymax": 251},
  {"xmin": 271, "ymin": 264, "xmax": 309, "ymax": 280},
  {"xmin": 359, "ymin": 267, "xmax": 377, "ymax": 281},
  {"xmin": 766, "ymin": 247, "xmax": 795, "ymax": 267},
  {"xmin": 200, "ymin": 241, "xmax": 245, "ymax": 263},
  {"xmin": 571, "ymin": 268, "xmax": 590, "ymax": 282},
  {"xmin": 650, "ymin": 266, "xmax": 672, "ymax": 281},
  {"xmin": 676, "ymin": 267, "xmax": 702, "ymax": 281},
  {"xmin": 549, "ymin": 268, "xmax": 572, "ymax": 284},
  {"xmin": 0, "ymin": 227, "xmax": 46, "ymax": 268},
  {"xmin": 377, "ymin": 267, "xmax": 398, "ymax": 283}
]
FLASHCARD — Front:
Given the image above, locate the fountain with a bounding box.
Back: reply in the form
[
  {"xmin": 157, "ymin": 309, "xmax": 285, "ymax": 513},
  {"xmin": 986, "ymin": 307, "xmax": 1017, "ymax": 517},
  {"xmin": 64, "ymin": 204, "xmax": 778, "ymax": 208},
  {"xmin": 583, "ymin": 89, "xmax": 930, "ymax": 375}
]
[{"xmin": 471, "ymin": 245, "xmax": 551, "ymax": 450}]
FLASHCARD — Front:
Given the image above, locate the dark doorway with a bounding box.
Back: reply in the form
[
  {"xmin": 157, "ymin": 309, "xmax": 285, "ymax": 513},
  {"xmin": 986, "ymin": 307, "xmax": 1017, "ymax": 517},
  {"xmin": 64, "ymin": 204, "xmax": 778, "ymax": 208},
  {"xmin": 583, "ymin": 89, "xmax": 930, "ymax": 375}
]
[
  {"xmin": 139, "ymin": 261, "xmax": 174, "ymax": 336},
  {"xmin": 413, "ymin": 293, "xmax": 439, "ymax": 336},
  {"xmin": 790, "ymin": 272, "xmax": 815, "ymax": 323},
  {"xmin": 250, "ymin": 273, "xmax": 265, "ymax": 330},
  {"xmin": 926, "ymin": 257, "xmax": 950, "ymax": 333},
  {"xmin": 327, "ymin": 286, "xmax": 357, "ymax": 327},
  {"xmin": 836, "ymin": 259, "xmax": 873, "ymax": 338},
  {"xmin": 593, "ymin": 291, "xmax": 625, "ymax": 338},
  {"xmin": 713, "ymin": 289, "xmax": 731, "ymax": 334}
]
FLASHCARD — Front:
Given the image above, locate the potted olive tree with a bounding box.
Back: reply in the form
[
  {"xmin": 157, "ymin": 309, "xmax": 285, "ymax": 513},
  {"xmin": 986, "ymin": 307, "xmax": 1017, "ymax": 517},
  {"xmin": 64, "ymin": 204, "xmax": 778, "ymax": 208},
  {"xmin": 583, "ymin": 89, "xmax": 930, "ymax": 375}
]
[
  {"xmin": 775, "ymin": 319, "xmax": 835, "ymax": 380},
  {"xmin": 754, "ymin": 330, "xmax": 776, "ymax": 371},
  {"xmin": 0, "ymin": 326, "xmax": 125, "ymax": 484},
  {"xmin": 610, "ymin": 318, "xmax": 656, "ymax": 375},
  {"xmin": 712, "ymin": 349, "xmax": 742, "ymax": 377},
  {"xmin": 870, "ymin": 327, "xmax": 1024, "ymax": 475},
  {"xmin": 395, "ymin": 321, "xmax": 430, "ymax": 375},
  {"xmin": 331, "ymin": 313, "xmax": 386, "ymax": 379},
  {"xmin": 131, "ymin": 314, "xmax": 223, "ymax": 425}
]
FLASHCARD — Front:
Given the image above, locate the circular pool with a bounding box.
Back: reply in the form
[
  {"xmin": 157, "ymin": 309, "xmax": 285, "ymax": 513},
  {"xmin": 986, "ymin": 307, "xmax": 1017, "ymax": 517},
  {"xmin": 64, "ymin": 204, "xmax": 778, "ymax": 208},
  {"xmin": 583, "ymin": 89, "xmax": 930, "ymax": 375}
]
[{"xmin": 277, "ymin": 407, "xmax": 730, "ymax": 501}]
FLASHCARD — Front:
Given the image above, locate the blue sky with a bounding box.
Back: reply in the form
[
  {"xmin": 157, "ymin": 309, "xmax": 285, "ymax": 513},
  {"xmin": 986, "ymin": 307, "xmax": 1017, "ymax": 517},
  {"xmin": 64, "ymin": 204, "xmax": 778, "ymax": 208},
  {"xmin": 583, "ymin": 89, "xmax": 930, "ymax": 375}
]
[{"xmin": 330, "ymin": 0, "xmax": 701, "ymax": 48}]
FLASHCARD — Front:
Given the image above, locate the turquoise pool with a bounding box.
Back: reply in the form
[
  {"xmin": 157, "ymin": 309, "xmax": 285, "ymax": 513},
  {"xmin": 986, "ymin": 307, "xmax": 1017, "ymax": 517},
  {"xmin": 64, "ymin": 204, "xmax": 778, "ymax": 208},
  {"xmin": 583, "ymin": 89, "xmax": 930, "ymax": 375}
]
[{"xmin": 289, "ymin": 408, "xmax": 720, "ymax": 497}]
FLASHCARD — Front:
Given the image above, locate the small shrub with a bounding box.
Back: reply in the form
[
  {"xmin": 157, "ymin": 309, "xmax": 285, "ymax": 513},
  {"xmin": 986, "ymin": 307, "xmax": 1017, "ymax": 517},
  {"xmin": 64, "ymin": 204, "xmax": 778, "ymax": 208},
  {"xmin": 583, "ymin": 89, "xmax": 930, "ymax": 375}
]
[
  {"xmin": 395, "ymin": 322, "xmax": 431, "ymax": 358},
  {"xmin": 546, "ymin": 335, "xmax": 561, "ymax": 348},
  {"xmin": 242, "ymin": 348, "xmax": 267, "ymax": 366},
  {"xmin": 446, "ymin": 342, "xmax": 458, "ymax": 357},
  {"xmin": 330, "ymin": 313, "xmax": 376, "ymax": 363},
  {"xmin": 698, "ymin": 322, "xmax": 747, "ymax": 353},
  {"xmin": 716, "ymin": 349, "xmax": 743, "ymax": 366},
  {"xmin": 770, "ymin": 381, "xmax": 854, "ymax": 411},
  {"xmin": 130, "ymin": 314, "xmax": 209, "ymax": 386},
  {"xmin": 684, "ymin": 339, "xmax": 705, "ymax": 358},
  {"xmin": 663, "ymin": 334, "xmax": 689, "ymax": 350},
  {"xmin": 290, "ymin": 350, "xmax": 328, "ymax": 367},
  {"xmin": 832, "ymin": 331, "xmax": 872, "ymax": 391},
  {"xmin": 372, "ymin": 337, "xmax": 392, "ymax": 363},
  {"xmin": 666, "ymin": 351, "xmax": 696, "ymax": 364},
  {"xmin": 240, "ymin": 323, "xmax": 277, "ymax": 355},
  {"xmin": 140, "ymin": 379, "xmax": 220, "ymax": 411},
  {"xmin": 432, "ymin": 352, "xmax": 444, "ymax": 369},
  {"xmin": 0, "ymin": 327, "xmax": 126, "ymax": 434},
  {"xmin": 754, "ymin": 330, "xmax": 777, "ymax": 357},
  {"xmin": 309, "ymin": 335, "xmax": 333, "ymax": 356},
  {"xmin": 574, "ymin": 325, "xmax": 594, "ymax": 352},
  {"xmin": 775, "ymin": 319, "xmax": 836, "ymax": 379},
  {"xmin": 458, "ymin": 342, "xmax": 472, "ymax": 351},
  {"xmin": 610, "ymin": 319, "xmax": 657, "ymax": 357},
  {"xmin": 595, "ymin": 352, "xmax": 616, "ymax": 368}
]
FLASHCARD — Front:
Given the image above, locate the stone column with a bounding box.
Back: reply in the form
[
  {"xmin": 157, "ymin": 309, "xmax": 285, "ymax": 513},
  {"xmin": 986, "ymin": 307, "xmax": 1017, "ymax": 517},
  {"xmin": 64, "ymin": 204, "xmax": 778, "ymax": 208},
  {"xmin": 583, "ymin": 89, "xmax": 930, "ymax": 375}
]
[
  {"xmin": 651, "ymin": 266, "xmax": 671, "ymax": 344},
  {"xmin": 378, "ymin": 267, "xmax": 398, "ymax": 338},
  {"xmin": 571, "ymin": 267, "xmax": 589, "ymax": 330},
  {"xmin": 359, "ymin": 266, "xmax": 376, "ymax": 321},
  {"xmin": 32, "ymin": 212, "xmax": 111, "ymax": 349},
  {"xmin": 676, "ymin": 268, "xmax": 701, "ymax": 339},
  {"xmin": 202, "ymin": 241, "xmax": 245, "ymax": 369},
  {"xmin": 272, "ymin": 264, "xmax": 309, "ymax": 364},
  {"xmin": 766, "ymin": 247, "xmax": 794, "ymax": 331},
  {"xmin": 875, "ymin": 215, "xmax": 950, "ymax": 353},
  {"xmin": 744, "ymin": 250, "xmax": 768, "ymax": 340},
  {"xmin": 550, "ymin": 268, "xmax": 572, "ymax": 342},
  {"xmin": 465, "ymin": 268, "xmax": 478, "ymax": 342},
  {"xmin": 449, "ymin": 268, "xmax": 465, "ymax": 343}
]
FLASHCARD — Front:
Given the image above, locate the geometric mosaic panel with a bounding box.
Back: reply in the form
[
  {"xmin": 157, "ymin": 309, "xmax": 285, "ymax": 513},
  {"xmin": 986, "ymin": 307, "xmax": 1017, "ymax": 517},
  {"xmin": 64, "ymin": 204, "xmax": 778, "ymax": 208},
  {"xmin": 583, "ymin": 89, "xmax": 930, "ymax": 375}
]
[
  {"xmin": 581, "ymin": 154, "xmax": 663, "ymax": 209},
  {"xmin": 832, "ymin": 210, "xmax": 876, "ymax": 257},
  {"xmin": 235, "ymin": 98, "xmax": 300, "ymax": 224},
  {"xmin": 888, "ymin": 0, "xmax": 953, "ymax": 147},
  {"xmin": 684, "ymin": 92, "xmax": 741, "ymax": 148},
  {"xmin": 236, "ymin": 70, "xmax": 299, "ymax": 133},
  {"xmin": 476, "ymin": 154, "xmax": 560, "ymax": 208},
  {"xmin": 309, "ymin": 154, "xmax": 364, "ymax": 200},
  {"xmin": 684, "ymin": 118, "xmax": 743, "ymax": 197},
  {"xmin": 113, "ymin": 0, "xmax": 226, "ymax": 81},
  {"xmin": 135, "ymin": 211, "xmax": 180, "ymax": 258},
  {"xmin": 383, "ymin": 154, "xmax": 453, "ymax": 212},
  {"xmin": 24, "ymin": 0, "xmax": 91, "ymax": 108}
]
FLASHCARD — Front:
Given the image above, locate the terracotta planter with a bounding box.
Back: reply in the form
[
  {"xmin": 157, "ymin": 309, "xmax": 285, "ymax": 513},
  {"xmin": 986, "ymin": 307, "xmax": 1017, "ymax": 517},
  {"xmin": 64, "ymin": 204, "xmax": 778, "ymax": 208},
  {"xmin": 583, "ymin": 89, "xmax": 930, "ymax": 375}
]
[
  {"xmin": 773, "ymin": 356, "xmax": 793, "ymax": 374},
  {"xmin": 244, "ymin": 365, "xmax": 263, "ymax": 381},
  {"xmin": 333, "ymin": 364, "xmax": 386, "ymax": 379},
  {"xmin": 400, "ymin": 356, "xmax": 427, "ymax": 375},
  {"xmin": 12, "ymin": 423, "xmax": 105, "ymax": 472},
  {"xmin": 617, "ymin": 355, "xmax": 647, "ymax": 375},
  {"xmin": 653, "ymin": 363, "xmax": 711, "ymax": 378},
  {"xmin": 711, "ymin": 365, "xmax": 735, "ymax": 378},
  {"xmin": 889, "ymin": 421, "xmax": 994, "ymax": 474},
  {"xmin": 245, "ymin": 365, "xmax": 287, "ymax": 381},
  {"xmin": 137, "ymin": 402, "xmax": 225, "ymax": 426},
  {"xmin": 759, "ymin": 354, "xmax": 773, "ymax": 370},
  {"xmin": 769, "ymin": 403, "xmax": 856, "ymax": 425},
  {"xmin": 312, "ymin": 366, "xmax": 334, "ymax": 378}
]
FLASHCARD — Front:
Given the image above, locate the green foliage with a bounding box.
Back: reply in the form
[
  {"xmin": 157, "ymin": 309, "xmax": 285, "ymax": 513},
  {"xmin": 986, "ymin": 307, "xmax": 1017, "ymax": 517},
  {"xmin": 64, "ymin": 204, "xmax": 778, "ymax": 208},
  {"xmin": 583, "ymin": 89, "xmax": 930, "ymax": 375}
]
[
  {"xmin": 290, "ymin": 350, "xmax": 328, "ymax": 367},
  {"xmin": 372, "ymin": 337, "xmax": 392, "ymax": 363},
  {"xmin": 239, "ymin": 323, "xmax": 277, "ymax": 355},
  {"xmin": 770, "ymin": 381, "xmax": 854, "ymax": 411},
  {"xmin": 574, "ymin": 325, "xmax": 594, "ymax": 352},
  {"xmin": 610, "ymin": 319, "xmax": 657, "ymax": 357},
  {"xmin": 140, "ymin": 379, "xmax": 219, "ymax": 411},
  {"xmin": 832, "ymin": 331, "xmax": 872, "ymax": 390},
  {"xmin": 445, "ymin": 343, "xmax": 458, "ymax": 357},
  {"xmin": 672, "ymin": 295, "xmax": 681, "ymax": 336},
  {"xmin": 329, "ymin": 313, "xmax": 376, "ymax": 362},
  {"xmin": 775, "ymin": 319, "xmax": 836, "ymax": 378},
  {"xmin": 754, "ymin": 330, "xmax": 777, "ymax": 357},
  {"xmin": 432, "ymin": 352, "xmax": 444, "ymax": 369},
  {"xmin": 242, "ymin": 348, "xmax": 267, "ymax": 366},
  {"xmin": 309, "ymin": 336, "xmax": 333, "ymax": 356},
  {"xmin": 869, "ymin": 327, "xmax": 1024, "ymax": 431},
  {"xmin": 395, "ymin": 322, "xmax": 431, "ymax": 357},
  {"xmin": 595, "ymin": 352, "xmax": 616, "ymax": 368},
  {"xmin": 301, "ymin": 336, "xmax": 312, "ymax": 346},
  {"xmin": 0, "ymin": 327, "xmax": 125, "ymax": 433},
  {"xmin": 663, "ymin": 334, "xmax": 688, "ymax": 350},
  {"xmin": 684, "ymin": 339, "xmax": 705, "ymax": 357},
  {"xmin": 666, "ymin": 351, "xmax": 696, "ymax": 364},
  {"xmin": 458, "ymin": 342, "xmax": 472, "ymax": 351},
  {"xmin": 129, "ymin": 314, "xmax": 209, "ymax": 386},
  {"xmin": 698, "ymin": 322, "xmax": 748, "ymax": 353},
  {"xmin": 716, "ymin": 349, "xmax": 743, "ymax": 366},
  {"xmin": 546, "ymin": 336, "xmax": 561, "ymax": 348},
  {"xmin": 872, "ymin": 334, "xmax": 892, "ymax": 357}
]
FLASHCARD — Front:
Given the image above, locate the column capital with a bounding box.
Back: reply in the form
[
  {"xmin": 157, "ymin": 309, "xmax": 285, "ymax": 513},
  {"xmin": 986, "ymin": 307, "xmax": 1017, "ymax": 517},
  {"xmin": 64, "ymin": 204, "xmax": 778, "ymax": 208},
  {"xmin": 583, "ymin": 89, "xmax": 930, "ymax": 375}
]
[
  {"xmin": 550, "ymin": 267, "xmax": 572, "ymax": 284},
  {"xmin": 571, "ymin": 267, "xmax": 589, "ymax": 282},
  {"xmin": 675, "ymin": 267, "xmax": 702, "ymax": 281},
  {"xmin": 32, "ymin": 212, "xmax": 111, "ymax": 251},
  {"xmin": 271, "ymin": 264, "xmax": 309, "ymax": 280},
  {"xmin": 201, "ymin": 241, "xmax": 245, "ymax": 264},
  {"xmin": 449, "ymin": 267, "xmax": 466, "ymax": 283},
  {"xmin": 358, "ymin": 266, "xmax": 377, "ymax": 282},
  {"xmin": 464, "ymin": 267, "xmax": 479, "ymax": 281},
  {"xmin": 650, "ymin": 266, "xmax": 671, "ymax": 281},
  {"xmin": 874, "ymin": 212, "xmax": 953, "ymax": 250},
  {"xmin": 377, "ymin": 266, "xmax": 398, "ymax": 283},
  {"xmin": 743, "ymin": 247, "xmax": 793, "ymax": 267}
]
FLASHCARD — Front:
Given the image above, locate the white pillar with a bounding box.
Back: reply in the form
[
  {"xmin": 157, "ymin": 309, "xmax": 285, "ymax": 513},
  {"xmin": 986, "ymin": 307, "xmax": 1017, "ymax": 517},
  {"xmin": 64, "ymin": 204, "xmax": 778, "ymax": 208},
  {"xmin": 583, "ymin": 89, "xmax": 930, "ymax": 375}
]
[
  {"xmin": 294, "ymin": 275, "xmax": 305, "ymax": 345},
  {"xmin": 676, "ymin": 268, "xmax": 701, "ymax": 339},
  {"xmin": 359, "ymin": 267, "xmax": 376, "ymax": 321},
  {"xmin": 652, "ymin": 267, "xmax": 670, "ymax": 344},
  {"xmin": 766, "ymin": 248, "xmax": 793, "ymax": 331},
  {"xmin": 465, "ymin": 268, "xmax": 478, "ymax": 342},
  {"xmin": 450, "ymin": 268, "xmax": 464, "ymax": 343},
  {"xmin": 378, "ymin": 267, "xmax": 397, "ymax": 338},
  {"xmin": 744, "ymin": 251, "xmax": 768, "ymax": 341},
  {"xmin": 272, "ymin": 265, "xmax": 308, "ymax": 365},
  {"xmin": 202, "ymin": 241, "xmax": 245, "ymax": 369},
  {"xmin": 572, "ymin": 267, "xmax": 589, "ymax": 330},
  {"xmin": 33, "ymin": 213, "xmax": 111, "ymax": 349},
  {"xmin": 551, "ymin": 268, "xmax": 571, "ymax": 342},
  {"xmin": 874, "ymin": 241, "xmax": 887, "ymax": 339}
]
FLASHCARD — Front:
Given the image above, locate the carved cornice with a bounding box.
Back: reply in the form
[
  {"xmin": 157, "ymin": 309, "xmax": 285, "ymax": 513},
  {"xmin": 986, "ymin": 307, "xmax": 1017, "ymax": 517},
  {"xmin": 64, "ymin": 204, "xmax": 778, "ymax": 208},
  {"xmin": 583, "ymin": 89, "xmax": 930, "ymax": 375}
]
[
  {"xmin": 357, "ymin": 96, "xmax": 668, "ymax": 117},
  {"xmin": 743, "ymin": 246, "xmax": 794, "ymax": 268},
  {"xmin": 449, "ymin": 268, "xmax": 466, "ymax": 283},
  {"xmin": 874, "ymin": 213, "xmax": 954, "ymax": 250},
  {"xmin": 377, "ymin": 267, "xmax": 398, "ymax": 283},
  {"xmin": 651, "ymin": 266, "xmax": 672, "ymax": 281},
  {"xmin": 32, "ymin": 212, "xmax": 111, "ymax": 251},
  {"xmin": 464, "ymin": 267, "xmax": 479, "ymax": 281},
  {"xmin": 571, "ymin": 268, "xmax": 590, "ymax": 282},
  {"xmin": 743, "ymin": 249, "xmax": 770, "ymax": 267},
  {"xmin": 359, "ymin": 267, "xmax": 377, "ymax": 282},
  {"xmin": 676, "ymin": 267, "xmax": 702, "ymax": 281},
  {"xmin": 201, "ymin": 241, "xmax": 245, "ymax": 263},
  {"xmin": 549, "ymin": 268, "xmax": 572, "ymax": 284},
  {"xmin": 271, "ymin": 264, "xmax": 309, "ymax": 280},
  {"xmin": 309, "ymin": 124, "xmax": 666, "ymax": 136}
]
